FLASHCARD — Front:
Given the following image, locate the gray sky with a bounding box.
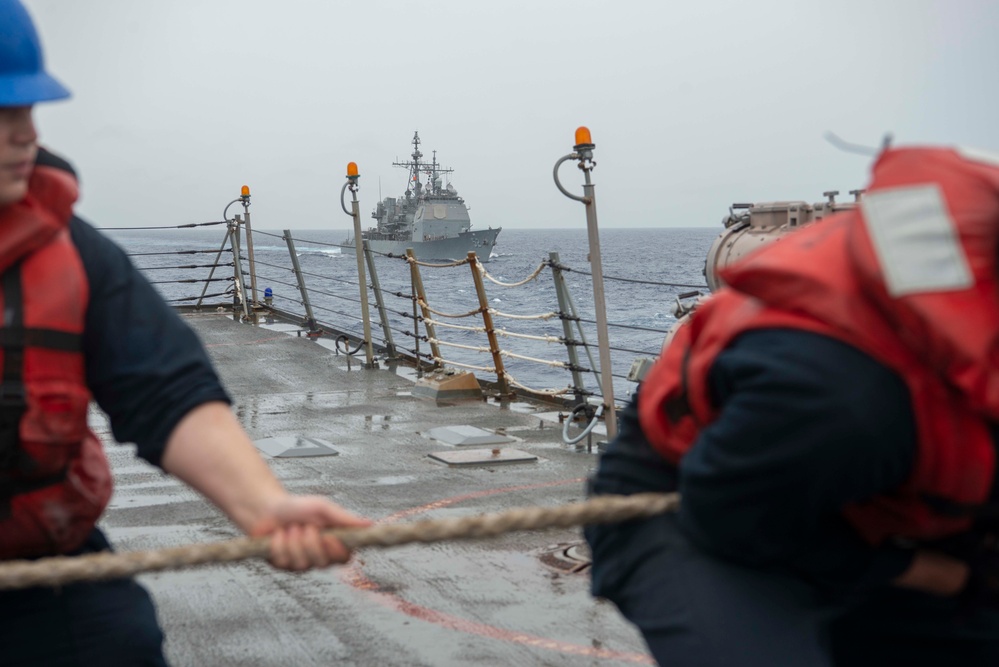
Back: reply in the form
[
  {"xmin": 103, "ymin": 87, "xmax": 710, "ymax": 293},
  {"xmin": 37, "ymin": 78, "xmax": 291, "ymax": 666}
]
[{"xmin": 24, "ymin": 0, "xmax": 999, "ymax": 231}]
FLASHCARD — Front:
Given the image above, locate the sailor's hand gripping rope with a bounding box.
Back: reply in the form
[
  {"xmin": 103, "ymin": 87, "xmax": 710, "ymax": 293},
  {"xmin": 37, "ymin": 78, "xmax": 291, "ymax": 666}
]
[{"xmin": 0, "ymin": 493, "xmax": 678, "ymax": 590}]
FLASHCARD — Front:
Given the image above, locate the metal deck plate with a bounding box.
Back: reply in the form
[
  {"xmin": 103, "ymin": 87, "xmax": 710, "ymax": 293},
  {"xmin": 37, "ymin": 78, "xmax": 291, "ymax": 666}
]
[
  {"xmin": 253, "ymin": 435, "xmax": 340, "ymax": 458},
  {"xmin": 428, "ymin": 448, "xmax": 538, "ymax": 466},
  {"xmin": 425, "ymin": 425, "xmax": 516, "ymax": 447}
]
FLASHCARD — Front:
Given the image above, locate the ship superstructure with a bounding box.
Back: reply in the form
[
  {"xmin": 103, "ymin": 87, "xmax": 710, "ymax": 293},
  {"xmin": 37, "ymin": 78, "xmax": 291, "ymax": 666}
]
[{"xmin": 346, "ymin": 132, "xmax": 501, "ymax": 261}]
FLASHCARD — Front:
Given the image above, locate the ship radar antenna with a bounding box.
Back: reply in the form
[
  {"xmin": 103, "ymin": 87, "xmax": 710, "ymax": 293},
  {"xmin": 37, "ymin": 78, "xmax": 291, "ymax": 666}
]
[
  {"xmin": 391, "ymin": 132, "xmax": 454, "ymax": 198},
  {"xmin": 431, "ymin": 150, "xmax": 438, "ymax": 192},
  {"xmin": 411, "ymin": 131, "xmax": 422, "ymax": 162}
]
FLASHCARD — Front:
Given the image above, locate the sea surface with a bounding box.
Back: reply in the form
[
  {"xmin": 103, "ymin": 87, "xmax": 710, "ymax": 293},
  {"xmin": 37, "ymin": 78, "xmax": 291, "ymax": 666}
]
[{"xmin": 105, "ymin": 226, "xmax": 719, "ymax": 405}]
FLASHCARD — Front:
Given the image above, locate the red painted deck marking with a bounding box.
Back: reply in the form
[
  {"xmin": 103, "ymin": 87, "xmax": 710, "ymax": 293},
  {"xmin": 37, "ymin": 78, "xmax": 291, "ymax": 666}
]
[{"xmin": 341, "ymin": 478, "xmax": 654, "ymax": 664}]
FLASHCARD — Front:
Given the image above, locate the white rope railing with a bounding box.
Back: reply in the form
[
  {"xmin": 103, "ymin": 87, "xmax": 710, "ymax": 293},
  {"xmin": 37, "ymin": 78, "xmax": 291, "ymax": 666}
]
[
  {"xmin": 427, "ymin": 338, "xmax": 492, "ymax": 354},
  {"xmin": 499, "ymin": 349, "xmax": 573, "ymax": 368},
  {"xmin": 476, "ymin": 261, "xmax": 547, "ymax": 288},
  {"xmin": 488, "ymin": 308, "xmax": 559, "ymax": 321},
  {"xmin": 423, "ymin": 318, "xmax": 486, "ymax": 333},
  {"xmin": 406, "ymin": 256, "xmax": 469, "ymax": 269},
  {"xmin": 419, "ymin": 299, "xmax": 483, "ymax": 319},
  {"xmin": 495, "ymin": 329, "xmax": 563, "ymax": 344},
  {"xmin": 504, "ymin": 372, "xmax": 575, "ymax": 396},
  {"xmin": 431, "ymin": 357, "xmax": 497, "ymax": 373},
  {"xmin": 403, "ymin": 251, "xmax": 582, "ymax": 399}
]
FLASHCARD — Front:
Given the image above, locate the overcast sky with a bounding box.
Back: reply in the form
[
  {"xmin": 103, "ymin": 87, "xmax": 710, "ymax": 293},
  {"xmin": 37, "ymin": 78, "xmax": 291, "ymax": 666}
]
[{"xmin": 23, "ymin": 0, "xmax": 999, "ymax": 231}]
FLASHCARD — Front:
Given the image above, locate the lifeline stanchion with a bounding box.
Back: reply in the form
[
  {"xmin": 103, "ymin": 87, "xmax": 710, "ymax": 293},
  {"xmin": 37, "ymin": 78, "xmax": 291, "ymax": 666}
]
[
  {"xmin": 282, "ymin": 230, "xmax": 320, "ymax": 334},
  {"xmin": 406, "ymin": 248, "xmax": 443, "ymax": 367},
  {"xmin": 222, "ymin": 187, "xmax": 252, "ymax": 322},
  {"xmin": 227, "ymin": 220, "xmax": 250, "ymax": 323},
  {"xmin": 553, "ymin": 127, "xmax": 617, "ymax": 440},
  {"xmin": 550, "ymin": 251, "xmax": 591, "ymax": 404},
  {"xmin": 467, "ymin": 251, "xmax": 510, "ymax": 396},
  {"xmin": 196, "ymin": 230, "xmax": 235, "ymax": 309},
  {"xmin": 341, "ymin": 162, "xmax": 376, "ymax": 369},
  {"xmin": 0, "ymin": 492, "xmax": 678, "ymax": 591},
  {"xmin": 238, "ymin": 185, "xmax": 259, "ymax": 308},
  {"xmin": 364, "ymin": 239, "xmax": 397, "ymax": 360}
]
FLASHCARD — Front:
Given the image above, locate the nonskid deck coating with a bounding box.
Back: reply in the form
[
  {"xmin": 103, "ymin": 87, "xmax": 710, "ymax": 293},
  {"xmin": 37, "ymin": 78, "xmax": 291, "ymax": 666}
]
[{"xmin": 95, "ymin": 312, "xmax": 651, "ymax": 666}]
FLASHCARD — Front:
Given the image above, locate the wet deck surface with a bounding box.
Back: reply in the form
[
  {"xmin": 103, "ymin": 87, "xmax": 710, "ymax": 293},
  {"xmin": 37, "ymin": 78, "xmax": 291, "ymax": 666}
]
[{"xmin": 94, "ymin": 312, "xmax": 651, "ymax": 666}]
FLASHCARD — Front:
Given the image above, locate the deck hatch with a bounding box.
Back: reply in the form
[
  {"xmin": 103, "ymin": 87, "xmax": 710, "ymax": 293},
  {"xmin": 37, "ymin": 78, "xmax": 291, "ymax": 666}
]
[
  {"xmin": 425, "ymin": 425, "xmax": 515, "ymax": 447},
  {"xmin": 427, "ymin": 447, "xmax": 537, "ymax": 466},
  {"xmin": 253, "ymin": 436, "xmax": 340, "ymax": 458}
]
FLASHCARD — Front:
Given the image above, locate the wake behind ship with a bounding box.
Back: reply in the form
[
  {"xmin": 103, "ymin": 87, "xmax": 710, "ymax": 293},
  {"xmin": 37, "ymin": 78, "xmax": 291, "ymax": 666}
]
[{"xmin": 344, "ymin": 132, "xmax": 501, "ymax": 261}]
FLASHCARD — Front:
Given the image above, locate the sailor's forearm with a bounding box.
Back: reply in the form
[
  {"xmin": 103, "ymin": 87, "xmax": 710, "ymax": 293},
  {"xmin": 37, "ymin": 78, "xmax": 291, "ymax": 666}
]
[{"xmin": 160, "ymin": 401, "xmax": 288, "ymax": 532}]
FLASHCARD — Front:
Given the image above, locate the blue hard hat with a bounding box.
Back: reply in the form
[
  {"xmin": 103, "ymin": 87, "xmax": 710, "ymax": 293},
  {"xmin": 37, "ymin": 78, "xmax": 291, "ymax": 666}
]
[{"xmin": 0, "ymin": 0, "xmax": 69, "ymax": 106}]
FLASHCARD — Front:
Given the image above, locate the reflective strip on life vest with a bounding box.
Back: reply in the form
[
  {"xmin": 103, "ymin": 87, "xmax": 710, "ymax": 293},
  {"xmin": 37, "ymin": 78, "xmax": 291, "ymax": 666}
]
[
  {"xmin": 956, "ymin": 145, "xmax": 999, "ymax": 169},
  {"xmin": 860, "ymin": 184, "xmax": 972, "ymax": 297}
]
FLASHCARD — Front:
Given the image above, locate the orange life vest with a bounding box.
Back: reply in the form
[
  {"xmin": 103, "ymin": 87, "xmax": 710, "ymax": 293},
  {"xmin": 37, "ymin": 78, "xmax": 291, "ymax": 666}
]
[
  {"xmin": 639, "ymin": 147, "xmax": 999, "ymax": 545},
  {"xmin": 0, "ymin": 163, "xmax": 112, "ymax": 558}
]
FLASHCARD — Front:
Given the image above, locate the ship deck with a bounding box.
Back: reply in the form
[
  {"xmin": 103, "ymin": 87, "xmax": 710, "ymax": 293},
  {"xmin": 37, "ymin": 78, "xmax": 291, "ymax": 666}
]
[{"xmin": 94, "ymin": 312, "xmax": 652, "ymax": 666}]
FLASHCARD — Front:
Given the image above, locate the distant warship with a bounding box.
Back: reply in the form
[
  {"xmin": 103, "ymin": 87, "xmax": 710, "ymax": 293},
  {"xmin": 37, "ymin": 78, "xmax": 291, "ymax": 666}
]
[{"xmin": 345, "ymin": 132, "xmax": 501, "ymax": 261}]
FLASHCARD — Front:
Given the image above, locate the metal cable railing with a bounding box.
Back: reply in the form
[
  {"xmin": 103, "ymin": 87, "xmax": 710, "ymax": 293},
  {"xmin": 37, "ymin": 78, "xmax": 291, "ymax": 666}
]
[
  {"xmin": 568, "ymin": 314, "xmax": 672, "ymax": 335},
  {"xmin": 101, "ymin": 220, "xmax": 228, "ymax": 231},
  {"xmin": 298, "ymin": 269, "xmax": 363, "ymax": 289},
  {"xmin": 118, "ymin": 220, "xmax": 692, "ymax": 418},
  {"xmin": 548, "ymin": 260, "xmax": 707, "ymax": 289},
  {"xmin": 127, "ymin": 249, "xmax": 226, "ymax": 257}
]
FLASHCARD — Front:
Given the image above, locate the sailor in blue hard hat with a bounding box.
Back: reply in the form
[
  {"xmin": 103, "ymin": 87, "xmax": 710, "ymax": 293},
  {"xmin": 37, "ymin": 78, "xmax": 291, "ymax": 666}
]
[
  {"xmin": 0, "ymin": 0, "xmax": 69, "ymax": 208},
  {"xmin": 0, "ymin": 3, "xmax": 370, "ymax": 663},
  {"xmin": 0, "ymin": 0, "xmax": 69, "ymax": 105}
]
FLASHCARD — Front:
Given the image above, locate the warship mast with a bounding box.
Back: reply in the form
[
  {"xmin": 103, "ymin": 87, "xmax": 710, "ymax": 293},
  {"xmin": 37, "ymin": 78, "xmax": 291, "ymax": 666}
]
[
  {"xmin": 393, "ymin": 131, "xmax": 423, "ymax": 199},
  {"xmin": 393, "ymin": 131, "xmax": 454, "ymax": 198}
]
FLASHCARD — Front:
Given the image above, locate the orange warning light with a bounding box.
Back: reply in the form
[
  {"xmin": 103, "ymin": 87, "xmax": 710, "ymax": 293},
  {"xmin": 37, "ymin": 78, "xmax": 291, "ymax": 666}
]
[
  {"xmin": 347, "ymin": 162, "xmax": 359, "ymax": 178},
  {"xmin": 574, "ymin": 126, "xmax": 593, "ymax": 146},
  {"xmin": 240, "ymin": 185, "xmax": 250, "ymax": 197}
]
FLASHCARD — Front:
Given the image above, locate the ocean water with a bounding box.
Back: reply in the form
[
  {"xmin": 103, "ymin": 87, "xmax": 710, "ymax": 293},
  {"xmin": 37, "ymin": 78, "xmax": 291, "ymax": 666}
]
[{"xmin": 106, "ymin": 226, "xmax": 720, "ymax": 404}]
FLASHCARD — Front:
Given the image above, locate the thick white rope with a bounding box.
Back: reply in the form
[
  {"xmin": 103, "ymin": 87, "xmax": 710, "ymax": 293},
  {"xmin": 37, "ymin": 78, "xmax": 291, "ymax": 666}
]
[{"xmin": 0, "ymin": 493, "xmax": 680, "ymax": 590}]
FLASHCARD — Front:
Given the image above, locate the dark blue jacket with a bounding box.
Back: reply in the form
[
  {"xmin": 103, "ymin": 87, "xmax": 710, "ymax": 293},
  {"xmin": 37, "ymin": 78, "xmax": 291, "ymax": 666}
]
[
  {"xmin": 592, "ymin": 329, "xmax": 998, "ymax": 591},
  {"xmin": 70, "ymin": 216, "xmax": 230, "ymax": 467}
]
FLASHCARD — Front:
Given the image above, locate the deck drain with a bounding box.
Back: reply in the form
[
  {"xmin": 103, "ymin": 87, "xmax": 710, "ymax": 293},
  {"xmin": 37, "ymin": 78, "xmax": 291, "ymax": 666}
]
[{"xmin": 539, "ymin": 541, "xmax": 592, "ymax": 574}]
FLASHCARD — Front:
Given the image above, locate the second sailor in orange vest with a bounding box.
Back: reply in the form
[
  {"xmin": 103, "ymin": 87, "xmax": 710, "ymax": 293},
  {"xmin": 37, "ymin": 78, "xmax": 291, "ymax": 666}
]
[{"xmin": 588, "ymin": 146, "xmax": 999, "ymax": 666}]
